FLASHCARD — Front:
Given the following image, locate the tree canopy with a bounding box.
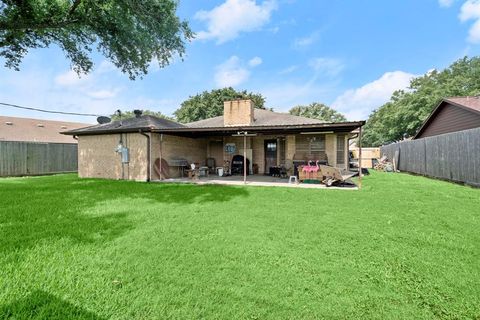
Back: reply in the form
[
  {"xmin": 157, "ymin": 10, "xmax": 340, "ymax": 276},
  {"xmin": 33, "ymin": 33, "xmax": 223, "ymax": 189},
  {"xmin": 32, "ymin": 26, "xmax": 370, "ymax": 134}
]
[
  {"xmin": 110, "ymin": 110, "xmax": 173, "ymax": 121},
  {"xmin": 362, "ymin": 56, "xmax": 480, "ymax": 147},
  {"xmin": 0, "ymin": 0, "xmax": 193, "ymax": 79},
  {"xmin": 289, "ymin": 103, "xmax": 346, "ymax": 122},
  {"xmin": 174, "ymin": 87, "xmax": 266, "ymax": 123}
]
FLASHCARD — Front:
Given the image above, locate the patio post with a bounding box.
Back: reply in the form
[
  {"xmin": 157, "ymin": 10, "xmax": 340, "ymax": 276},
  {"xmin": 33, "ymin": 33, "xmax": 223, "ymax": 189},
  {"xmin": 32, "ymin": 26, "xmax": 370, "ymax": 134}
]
[
  {"xmin": 244, "ymin": 133, "xmax": 247, "ymax": 184},
  {"xmin": 358, "ymin": 125, "xmax": 363, "ymax": 190},
  {"xmin": 159, "ymin": 134, "xmax": 163, "ymax": 180}
]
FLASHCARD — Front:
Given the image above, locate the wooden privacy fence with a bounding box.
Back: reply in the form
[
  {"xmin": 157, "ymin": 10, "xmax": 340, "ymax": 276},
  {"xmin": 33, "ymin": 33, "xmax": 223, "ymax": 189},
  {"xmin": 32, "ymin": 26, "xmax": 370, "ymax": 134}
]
[
  {"xmin": 380, "ymin": 127, "xmax": 480, "ymax": 187},
  {"xmin": 0, "ymin": 141, "xmax": 78, "ymax": 177}
]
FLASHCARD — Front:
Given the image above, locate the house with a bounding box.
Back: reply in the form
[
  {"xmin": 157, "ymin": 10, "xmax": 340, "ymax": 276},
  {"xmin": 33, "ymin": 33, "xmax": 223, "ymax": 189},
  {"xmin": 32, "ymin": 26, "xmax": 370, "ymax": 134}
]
[
  {"xmin": 0, "ymin": 116, "xmax": 90, "ymax": 143},
  {"xmin": 63, "ymin": 100, "xmax": 364, "ymax": 182},
  {"xmin": 414, "ymin": 96, "xmax": 480, "ymax": 139}
]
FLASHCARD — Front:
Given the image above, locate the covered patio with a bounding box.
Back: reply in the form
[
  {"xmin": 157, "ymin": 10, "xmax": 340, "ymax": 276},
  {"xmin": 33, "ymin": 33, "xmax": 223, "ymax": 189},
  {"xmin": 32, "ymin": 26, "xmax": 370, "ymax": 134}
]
[{"xmin": 152, "ymin": 118, "xmax": 365, "ymax": 188}]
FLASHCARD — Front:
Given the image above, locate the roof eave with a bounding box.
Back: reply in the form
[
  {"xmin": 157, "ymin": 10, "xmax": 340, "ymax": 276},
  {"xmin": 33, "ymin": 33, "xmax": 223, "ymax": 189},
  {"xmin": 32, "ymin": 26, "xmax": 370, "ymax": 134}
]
[
  {"xmin": 154, "ymin": 121, "xmax": 365, "ymax": 133},
  {"xmin": 61, "ymin": 126, "xmax": 155, "ymax": 136}
]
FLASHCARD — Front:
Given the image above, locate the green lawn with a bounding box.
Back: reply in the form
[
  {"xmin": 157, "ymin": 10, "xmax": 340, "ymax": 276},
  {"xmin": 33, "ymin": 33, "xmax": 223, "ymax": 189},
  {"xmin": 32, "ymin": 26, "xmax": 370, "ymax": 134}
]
[{"xmin": 0, "ymin": 172, "xmax": 479, "ymax": 319}]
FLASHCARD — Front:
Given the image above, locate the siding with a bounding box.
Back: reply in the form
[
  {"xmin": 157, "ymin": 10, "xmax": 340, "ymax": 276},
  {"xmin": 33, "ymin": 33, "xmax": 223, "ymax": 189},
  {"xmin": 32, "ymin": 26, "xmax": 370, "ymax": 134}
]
[{"xmin": 417, "ymin": 103, "xmax": 480, "ymax": 139}]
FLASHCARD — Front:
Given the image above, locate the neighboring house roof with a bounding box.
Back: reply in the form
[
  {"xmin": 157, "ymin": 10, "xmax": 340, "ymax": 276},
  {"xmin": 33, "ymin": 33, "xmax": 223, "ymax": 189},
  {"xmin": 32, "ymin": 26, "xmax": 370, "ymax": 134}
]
[
  {"xmin": 0, "ymin": 116, "xmax": 90, "ymax": 143},
  {"xmin": 413, "ymin": 96, "xmax": 480, "ymax": 139},
  {"xmin": 64, "ymin": 115, "xmax": 185, "ymax": 135},
  {"xmin": 187, "ymin": 109, "xmax": 325, "ymax": 128}
]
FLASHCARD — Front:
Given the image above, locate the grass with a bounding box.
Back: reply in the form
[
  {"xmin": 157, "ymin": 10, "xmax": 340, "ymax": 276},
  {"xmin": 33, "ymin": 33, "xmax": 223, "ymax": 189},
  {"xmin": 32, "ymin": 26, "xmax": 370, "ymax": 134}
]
[{"xmin": 0, "ymin": 172, "xmax": 479, "ymax": 319}]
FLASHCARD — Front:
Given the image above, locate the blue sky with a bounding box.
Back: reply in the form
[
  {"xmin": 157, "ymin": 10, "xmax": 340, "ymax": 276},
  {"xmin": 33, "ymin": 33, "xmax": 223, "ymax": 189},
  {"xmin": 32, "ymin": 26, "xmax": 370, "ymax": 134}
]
[{"xmin": 1, "ymin": 0, "xmax": 480, "ymax": 124}]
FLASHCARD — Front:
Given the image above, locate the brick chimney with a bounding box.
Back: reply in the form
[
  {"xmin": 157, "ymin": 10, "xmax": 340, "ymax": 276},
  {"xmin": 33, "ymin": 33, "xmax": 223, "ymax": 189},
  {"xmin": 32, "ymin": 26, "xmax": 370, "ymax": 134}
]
[{"xmin": 223, "ymin": 99, "xmax": 254, "ymax": 126}]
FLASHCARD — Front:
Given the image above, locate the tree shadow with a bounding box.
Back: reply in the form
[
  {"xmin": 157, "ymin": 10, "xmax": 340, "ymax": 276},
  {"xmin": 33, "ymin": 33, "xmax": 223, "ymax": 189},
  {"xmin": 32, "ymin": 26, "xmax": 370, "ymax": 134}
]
[
  {"xmin": 0, "ymin": 290, "xmax": 105, "ymax": 320},
  {"xmin": 0, "ymin": 175, "xmax": 250, "ymax": 254}
]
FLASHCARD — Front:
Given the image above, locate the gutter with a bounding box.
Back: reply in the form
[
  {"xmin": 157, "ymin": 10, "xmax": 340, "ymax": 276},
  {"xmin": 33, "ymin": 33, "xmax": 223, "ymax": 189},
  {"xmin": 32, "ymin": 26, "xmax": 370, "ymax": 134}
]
[{"xmin": 139, "ymin": 130, "xmax": 151, "ymax": 182}]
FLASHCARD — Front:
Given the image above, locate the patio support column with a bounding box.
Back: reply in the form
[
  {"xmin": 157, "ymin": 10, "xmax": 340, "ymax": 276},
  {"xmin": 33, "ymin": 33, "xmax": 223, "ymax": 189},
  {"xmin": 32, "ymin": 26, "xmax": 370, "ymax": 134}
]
[
  {"xmin": 159, "ymin": 134, "xmax": 163, "ymax": 180},
  {"xmin": 244, "ymin": 133, "xmax": 247, "ymax": 184},
  {"xmin": 358, "ymin": 126, "xmax": 363, "ymax": 190}
]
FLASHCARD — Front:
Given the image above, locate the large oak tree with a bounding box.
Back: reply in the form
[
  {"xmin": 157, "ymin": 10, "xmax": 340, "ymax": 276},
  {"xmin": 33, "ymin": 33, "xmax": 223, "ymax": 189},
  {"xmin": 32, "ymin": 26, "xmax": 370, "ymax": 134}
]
[
  {"xmin": 289, "ymin": 102, "xmax": 346, "ymax": 122},
  {"xmin": 362, "ymin": 56, "xmax": 480, "ymax": 147},
  {"xmin": 174, "ymin": 87, "xmax": 266, "ymax": 123},
  {"xmin": 0, "ymin": 0, "xmax": 193, "ymax": 79}
]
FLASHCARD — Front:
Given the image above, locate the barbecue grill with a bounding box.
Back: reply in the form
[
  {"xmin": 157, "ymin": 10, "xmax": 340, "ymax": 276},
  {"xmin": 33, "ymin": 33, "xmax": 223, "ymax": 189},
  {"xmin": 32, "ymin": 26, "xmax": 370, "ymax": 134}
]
[{"xmin": 231, "ymin": 155, "xmax": 249, "ymax": 175}]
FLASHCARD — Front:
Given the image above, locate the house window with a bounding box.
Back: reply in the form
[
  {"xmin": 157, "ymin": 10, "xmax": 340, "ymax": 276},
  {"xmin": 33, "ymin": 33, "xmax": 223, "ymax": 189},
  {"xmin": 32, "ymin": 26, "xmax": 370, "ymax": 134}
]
[
  {"xmin": 295, "ymin": 135, "xmax": 326, "ymax": 159},
  {"xmin": 266, "ymin": 142, "xmax": 277, "ymax": 152},
  {"xmin": 336, "ymin": 134, "xmax": 346, "ymax": 165}
]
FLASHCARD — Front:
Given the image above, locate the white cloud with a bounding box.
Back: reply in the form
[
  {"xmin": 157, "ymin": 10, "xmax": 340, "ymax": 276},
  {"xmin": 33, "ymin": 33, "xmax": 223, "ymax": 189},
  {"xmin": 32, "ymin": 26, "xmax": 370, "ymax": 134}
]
[
  {"xmin": 195, "ymin": 0, "xmax": 277, "ymax": 44},
  {"xmin": 293, "ymin": 31, "xmax": 320, "ymax": 48},
  {"xmin": 96, "ymin": 60, "xmax": 117, "ymax": 74},
  {"xmin": 439, "ymin": 0, "xmax": 455, "ymax": 7},
  {"xmin": 278, "ymin": 65, "xmax": 298, "ymax": 75},
  {"xmin": 248, "ymin": 56, "xmax": 263, "ymax": 67},
  {"xmin": 460, "ymin": 0, "xmax": 480, "ymax": 43},
  {"xmin": 54, "ymin": 70, "xmax": 89, "ymax": 87},
  {"xmin": 214, "ymin": 56, "xmax": 251, "ymax": 87},
  {"xmin": 332, "ymin": 71, "xmax": 415, "ymax": 120},
  {"xmin": 309, "ymin": 58, "xmax": 345, "ymax": 77},
  {"xmin": 87, "ymin": 88, "xmax": 122, "ymax": 100}
]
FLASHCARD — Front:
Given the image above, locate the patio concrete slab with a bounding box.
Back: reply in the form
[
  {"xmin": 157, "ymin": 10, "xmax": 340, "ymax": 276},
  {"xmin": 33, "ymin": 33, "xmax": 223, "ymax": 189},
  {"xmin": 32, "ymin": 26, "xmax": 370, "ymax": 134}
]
[{"xmin": 155, "ymin": 174, "xmax": 358, "ymax": 190}]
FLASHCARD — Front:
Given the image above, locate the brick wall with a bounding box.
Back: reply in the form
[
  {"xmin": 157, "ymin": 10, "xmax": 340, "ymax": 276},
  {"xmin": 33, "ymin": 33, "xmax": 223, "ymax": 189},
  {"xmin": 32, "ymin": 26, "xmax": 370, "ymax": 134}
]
[
  {"xmin": 78, "ymin": 131, "xmax": 350, "ymax": 181},
  {"xmin": 78, "ymin": 133, "xmax": 148, "ymax": 181},
  {"xmin": 223, "ymin": 100, "xmax": 254, "ymax": 126},
  {"xmin": 153, "ymin": 134, "xmax": 207, "ymax": 178}
]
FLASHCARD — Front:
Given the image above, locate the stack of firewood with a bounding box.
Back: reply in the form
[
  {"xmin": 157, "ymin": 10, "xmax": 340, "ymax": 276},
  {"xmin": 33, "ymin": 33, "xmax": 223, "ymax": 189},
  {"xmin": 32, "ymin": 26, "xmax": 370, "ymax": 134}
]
[{"xmin": 374, "ymin": 156, "xmax": 393, "ymax": 172}]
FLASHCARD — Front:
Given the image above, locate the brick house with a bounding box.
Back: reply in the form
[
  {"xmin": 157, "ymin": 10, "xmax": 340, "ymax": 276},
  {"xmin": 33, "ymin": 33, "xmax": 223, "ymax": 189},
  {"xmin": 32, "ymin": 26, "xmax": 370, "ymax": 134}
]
[{"xmin": 63, "ymin": 100, "xmax": 364, "ymax": 181}]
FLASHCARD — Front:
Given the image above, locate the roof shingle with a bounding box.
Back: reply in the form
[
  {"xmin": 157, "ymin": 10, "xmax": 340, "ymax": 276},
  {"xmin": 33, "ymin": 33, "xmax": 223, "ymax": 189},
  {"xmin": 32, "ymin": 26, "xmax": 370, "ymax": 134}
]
[
  {"xmin": 445, "ymin": 96, "xmax": 480, "ymax": 113},
  {"xmin": 64, "ymin": 115, "xmax": 185, "ymax": 135},
  {"xmin": 186, "ymin": 109, "xmax": 325, "ymax": 128},
  {"xmin": 0, "ymin": 116, "xmax": 90, "ymax": 143}
]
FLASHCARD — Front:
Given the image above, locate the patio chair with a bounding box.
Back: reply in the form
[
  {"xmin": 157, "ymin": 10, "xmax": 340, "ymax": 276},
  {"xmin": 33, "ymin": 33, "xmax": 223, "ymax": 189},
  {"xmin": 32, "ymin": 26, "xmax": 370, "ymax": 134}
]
[
  {"xmin": 186, "ymin": 163, "xmax": 199, "ymax": 180},
  {"xmin": 206, "ymin": 158, "xmax": 216, "ymax": 174}
]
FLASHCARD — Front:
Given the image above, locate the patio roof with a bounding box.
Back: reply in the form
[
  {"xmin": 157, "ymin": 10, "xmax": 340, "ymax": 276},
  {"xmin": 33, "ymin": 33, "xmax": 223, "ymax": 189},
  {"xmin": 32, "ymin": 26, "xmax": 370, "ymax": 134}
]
[
  {"xmin": 152, "ymin": 121, "xmax": 365, "ymax": 137},
  {"xmin": 62, "ymin": 109, "xmax": 364, "ymax": 137}
]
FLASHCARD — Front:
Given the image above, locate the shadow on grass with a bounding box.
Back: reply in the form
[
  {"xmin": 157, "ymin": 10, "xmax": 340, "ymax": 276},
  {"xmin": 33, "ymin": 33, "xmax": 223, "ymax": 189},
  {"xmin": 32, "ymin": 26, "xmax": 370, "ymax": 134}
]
[
  {"xmin": 0, "ymin": 175, "xmax": 249, "ymax": 253},
  {"xmin": 0, "ymin": 290, "xmax": 105, "ymax": 320}
]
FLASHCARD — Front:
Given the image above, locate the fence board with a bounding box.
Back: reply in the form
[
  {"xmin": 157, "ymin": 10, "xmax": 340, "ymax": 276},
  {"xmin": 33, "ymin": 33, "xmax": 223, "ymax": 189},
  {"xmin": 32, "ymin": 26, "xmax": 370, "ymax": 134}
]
[
  {"xmin": 0, "ymin": 141, "xmax": 78, "ymax": 177},
  {"xmin": 380, "ymin": 127, "xmax": 480, "ymax": 187}
]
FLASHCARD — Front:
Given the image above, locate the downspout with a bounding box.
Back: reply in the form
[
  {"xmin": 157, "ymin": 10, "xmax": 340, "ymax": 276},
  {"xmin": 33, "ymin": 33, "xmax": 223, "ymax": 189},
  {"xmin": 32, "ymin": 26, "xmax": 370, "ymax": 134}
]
[{"xmin": 139, "ymin": 130, "xmax": 151, "ymax": 182}]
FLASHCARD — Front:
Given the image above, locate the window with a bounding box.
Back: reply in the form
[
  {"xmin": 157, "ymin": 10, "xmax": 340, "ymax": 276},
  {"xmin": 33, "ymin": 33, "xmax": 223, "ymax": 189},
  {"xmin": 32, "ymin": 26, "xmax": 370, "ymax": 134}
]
[
  {"xmin": 336, "ymin": 134, "xmax": 346, "ymax": 165},
  {"xmin": 266, "ymin": 142, "xmax": 277, "ymax": 152},
  {"xmin": 295, "ymin": 135, "xmax": 326, "ymax": 159}
]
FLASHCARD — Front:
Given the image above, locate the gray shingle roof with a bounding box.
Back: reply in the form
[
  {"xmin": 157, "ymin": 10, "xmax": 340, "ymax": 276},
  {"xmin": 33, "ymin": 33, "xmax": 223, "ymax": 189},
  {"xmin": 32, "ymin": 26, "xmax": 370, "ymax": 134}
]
[
  {"xmin": 63, "ymin": 115, "xmax": 185, "ymax": 135},
  {"xmin": 186, "ymin": 109, "xmax": 324, "ymax": 128}
]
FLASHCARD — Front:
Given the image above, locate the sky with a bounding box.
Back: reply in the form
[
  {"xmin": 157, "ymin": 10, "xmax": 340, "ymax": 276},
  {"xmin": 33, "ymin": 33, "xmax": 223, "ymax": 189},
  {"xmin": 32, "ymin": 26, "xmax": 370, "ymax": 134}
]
[{"xmin": 1, "ymin": 0, "xmax": 480, "ymax": 124}]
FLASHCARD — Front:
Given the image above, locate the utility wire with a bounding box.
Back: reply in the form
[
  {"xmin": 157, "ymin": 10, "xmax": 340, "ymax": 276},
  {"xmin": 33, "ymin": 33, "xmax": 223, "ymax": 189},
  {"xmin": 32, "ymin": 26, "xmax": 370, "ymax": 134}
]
[{"xmin": 0, "ymin": 102, "xmax": 103, "ymax": 117}]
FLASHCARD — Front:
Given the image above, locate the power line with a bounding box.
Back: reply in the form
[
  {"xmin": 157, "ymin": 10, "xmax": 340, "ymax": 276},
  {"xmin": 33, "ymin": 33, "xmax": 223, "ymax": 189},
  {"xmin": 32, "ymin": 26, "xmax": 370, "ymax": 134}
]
[{"xmin": 0, "ymin": 102, "xmax": 103, "ymax": 117}]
